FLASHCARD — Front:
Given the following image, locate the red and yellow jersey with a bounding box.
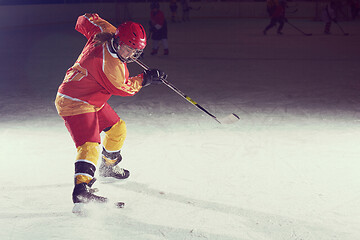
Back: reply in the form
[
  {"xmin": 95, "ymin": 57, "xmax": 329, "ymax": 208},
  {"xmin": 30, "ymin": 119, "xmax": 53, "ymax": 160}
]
[{"xmin": 55, "ymin": 13, "xmax": 144, "ymax": 117}]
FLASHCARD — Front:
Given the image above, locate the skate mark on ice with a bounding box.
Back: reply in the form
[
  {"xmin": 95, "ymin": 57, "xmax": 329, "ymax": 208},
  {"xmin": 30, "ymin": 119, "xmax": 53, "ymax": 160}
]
[
  {"xmin": 110, "ymin": 181, "xmax": 244, "ymax": 215},
  {"xmin": 1, "ymin": 183, "xmax": 71, "ymax": 191},
  {"xmin": 0, "ymin": 212, "xmax": 69, "ymax": 219},
  {"xmin": 112, "ymin": 183, "xmax": 308, "ymax": 221},
  {"xmin": 109, "ymin": 181, "xmax": 339, "ymax": 238}
]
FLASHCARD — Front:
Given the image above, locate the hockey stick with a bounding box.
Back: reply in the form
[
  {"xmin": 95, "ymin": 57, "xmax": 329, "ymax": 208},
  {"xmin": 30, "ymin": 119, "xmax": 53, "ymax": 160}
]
[
  {"xmin": 334, "ymin": 21, "xmax": 349, "ymax": 36},
  {"xmin": 286, "ymin": 21, "xmax": 312, "ymax": 36},
  {"xmin": 286, "ymin": 8, "xmax": 298, "ymax": 14},
  {"xmin": 133, "ymin": 58, "xmax": 240, "ymax": 124}
]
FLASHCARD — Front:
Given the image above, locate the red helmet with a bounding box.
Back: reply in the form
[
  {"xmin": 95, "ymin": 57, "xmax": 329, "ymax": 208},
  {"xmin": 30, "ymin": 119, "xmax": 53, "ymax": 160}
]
[
  {"xmin": 114, "ymin": 21, "xmax": 146, "ymax": 50},
  {"xmin": 112, "ymin": 21, "xmax": 146, "ymax": 63}
]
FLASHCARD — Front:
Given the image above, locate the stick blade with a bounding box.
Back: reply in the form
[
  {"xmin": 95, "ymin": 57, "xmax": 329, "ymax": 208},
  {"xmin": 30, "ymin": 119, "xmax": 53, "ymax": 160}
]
[{"xmin": 219, "ymin": 113, "xmax": 240, "ymax": 124}]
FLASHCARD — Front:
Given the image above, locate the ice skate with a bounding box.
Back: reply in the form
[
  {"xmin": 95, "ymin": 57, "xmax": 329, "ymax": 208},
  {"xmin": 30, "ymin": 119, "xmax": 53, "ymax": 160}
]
[
  {"xmin": 72, "ymin": 178, "xmax": 108, "ymax": 215},
  {"xmin": 72, "ymin": 178, "xmax": 107, "ymax": 204},
  {"xmin": 72, "ymin": 178, "xmax": 125, "ymax": 215},
  {"xmin": 99, "ymin": 148, "xmax": 130, "ymax": 180},
  {"xmin": 150, "ymin": 49, "xmax": 158, "ymax": 55}
]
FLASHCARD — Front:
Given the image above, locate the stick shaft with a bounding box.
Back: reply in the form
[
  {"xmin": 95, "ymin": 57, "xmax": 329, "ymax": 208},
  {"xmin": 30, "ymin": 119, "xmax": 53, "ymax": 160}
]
[
  {"xmin": 286, "ymin": 21, "xmax": 311, "ymax": 35},
  {"xmin": 334, "ymin": 21, "xmax": 349, "ymax": 35},
  {"xmin": 133, "ymin": 59, "xmax": 221, "ymax": 123}
]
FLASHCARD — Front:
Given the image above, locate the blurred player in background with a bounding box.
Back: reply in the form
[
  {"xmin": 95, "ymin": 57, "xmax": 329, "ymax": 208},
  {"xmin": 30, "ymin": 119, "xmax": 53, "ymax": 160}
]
[{"xmin": 149, "ymin": 2, "xmax": 169, "ymax": 55}]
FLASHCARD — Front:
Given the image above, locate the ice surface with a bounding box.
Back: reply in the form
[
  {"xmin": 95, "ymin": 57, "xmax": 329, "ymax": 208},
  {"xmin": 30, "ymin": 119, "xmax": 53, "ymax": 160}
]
[{"xmin": 0, "ymin": 18, "xmax": 360, "ymax": 240}]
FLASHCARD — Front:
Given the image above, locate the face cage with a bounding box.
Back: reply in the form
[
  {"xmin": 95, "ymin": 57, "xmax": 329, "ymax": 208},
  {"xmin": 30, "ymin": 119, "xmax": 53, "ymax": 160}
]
[{"xmin": 111, "ymin": 38, "xmax": 143, "ymax": 63}]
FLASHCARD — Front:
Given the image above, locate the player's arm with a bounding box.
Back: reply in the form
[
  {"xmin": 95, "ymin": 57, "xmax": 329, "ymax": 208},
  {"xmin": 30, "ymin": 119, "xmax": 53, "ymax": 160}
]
[
  {"xmin": 106, "ymin": 69, "xmax": 166, "ymax": 96},
  {"xmin": 75, "ymin": 13, "xmax": 115, "ymax": 40},
  {"xmin": 75, "ymin": 13, "xmax": 102, "ymax": 39}
]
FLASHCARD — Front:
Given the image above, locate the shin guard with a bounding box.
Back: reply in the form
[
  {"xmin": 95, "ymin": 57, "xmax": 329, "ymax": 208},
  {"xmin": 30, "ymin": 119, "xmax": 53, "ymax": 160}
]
[{"xmin": 74, "ymin": 142, "xmax": 100, "ymax": 185}]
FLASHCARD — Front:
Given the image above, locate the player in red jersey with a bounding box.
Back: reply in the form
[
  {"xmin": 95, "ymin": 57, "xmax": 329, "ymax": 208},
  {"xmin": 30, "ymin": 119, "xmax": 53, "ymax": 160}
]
[
  {"xmin": 263, "ymin": 0, "xmax": 287, "ymax": 35},
  {"xmin": 149, "ymin": 2, "xmax": 169, "ymax": 55},
  {"xmin": 55, "ymin": 13, "xmax": 167, "ymax": 205}
]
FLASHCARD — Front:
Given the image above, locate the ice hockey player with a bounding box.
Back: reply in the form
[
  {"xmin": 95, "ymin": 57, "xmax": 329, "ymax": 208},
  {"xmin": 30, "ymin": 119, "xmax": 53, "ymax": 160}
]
[
  {"xmin": 263, "ymin": 0, "xmax": 287, "ymax": 35},
  {"xmin": 55, "ymin": 13, "xmax": 167, "ymax": 206},
  {"xmin": 169, "ymin": 0, "xmax": 178, "ymax": 23},
  {"xmin": 322, "ymin": 1, "xmax": 337, "ymax": 34},
  {"xmin": 266, "ymin": 0, "xmax": 277, "ymax": 17},
  {"xmin": 149, "ymin": 2, "xmax": 169, "ymax": 55}
]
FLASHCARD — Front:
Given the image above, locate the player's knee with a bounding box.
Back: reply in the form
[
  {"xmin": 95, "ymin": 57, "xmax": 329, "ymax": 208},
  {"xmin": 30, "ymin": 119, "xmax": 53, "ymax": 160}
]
[
  {"xmin": 105, "ymin": 119, "xmax": 127, "ymax": 140},
  {"xmin": 76, "ymin": 142, "xmax": 100, "ymax": 164},
  {"xmin": 103, "ymin": 119, "xmax": 127, "ymax": 151}
]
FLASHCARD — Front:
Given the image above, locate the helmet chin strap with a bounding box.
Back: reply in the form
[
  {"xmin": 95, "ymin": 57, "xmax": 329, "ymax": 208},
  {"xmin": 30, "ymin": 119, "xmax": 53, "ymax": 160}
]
[
  {"xmin": 110, "ymin": 37, "xmax": 141, "ymax": 63},
  {"xmin": 110, "ymin": 38, "xmax": 117, "ymax": 53},
  {"xmin": 110, "ymin": 38, "xmax": 123, "ymax": 61}
]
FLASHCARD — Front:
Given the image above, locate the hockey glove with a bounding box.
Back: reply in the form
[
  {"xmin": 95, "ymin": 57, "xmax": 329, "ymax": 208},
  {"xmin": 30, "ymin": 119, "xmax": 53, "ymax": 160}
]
[{"xmin": 142, "ymin": 69, "xmax": 168, "ymax": 87}]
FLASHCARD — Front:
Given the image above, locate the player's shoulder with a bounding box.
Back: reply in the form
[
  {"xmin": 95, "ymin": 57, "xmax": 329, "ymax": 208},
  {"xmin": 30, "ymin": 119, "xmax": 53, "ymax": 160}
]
[
  {"xmin": 82, "ymin": 13, "xmax": 115, "ymax": 31},
  {"xmin": 83, "ymin": 13, "xmax": 101, "ymax": 21}
]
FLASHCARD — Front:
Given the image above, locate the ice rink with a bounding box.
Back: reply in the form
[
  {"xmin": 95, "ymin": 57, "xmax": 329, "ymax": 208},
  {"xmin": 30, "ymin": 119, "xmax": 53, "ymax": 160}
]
[{"xmin": 1, "ymin": 16, "xmax": 360, "ymax": 240}]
